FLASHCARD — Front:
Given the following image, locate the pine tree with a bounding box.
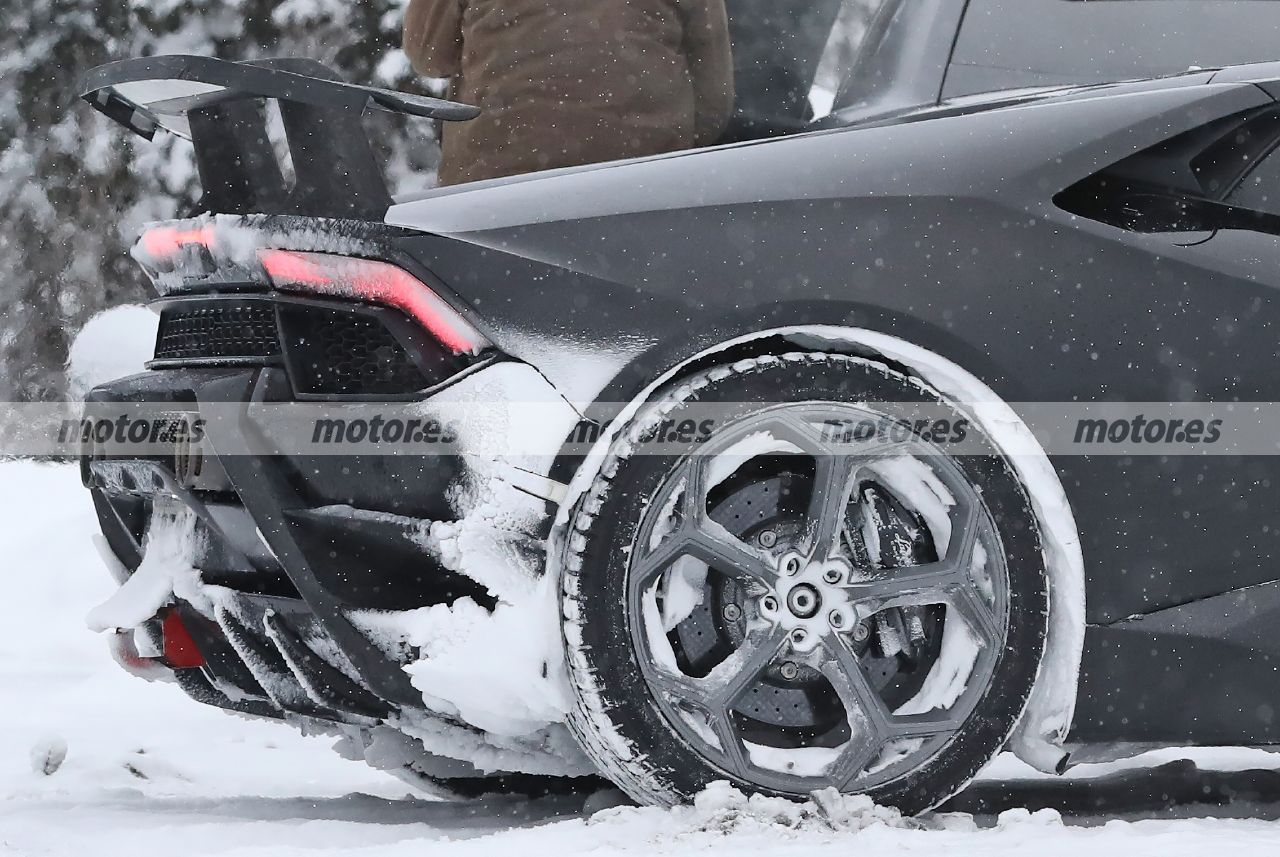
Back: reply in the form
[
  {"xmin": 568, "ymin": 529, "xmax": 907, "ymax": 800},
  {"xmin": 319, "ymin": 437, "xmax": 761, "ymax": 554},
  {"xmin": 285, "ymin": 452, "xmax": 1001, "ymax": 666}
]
[{"xmin": 0, "ymin": 0, "xmax": 436, "ymax": 401}]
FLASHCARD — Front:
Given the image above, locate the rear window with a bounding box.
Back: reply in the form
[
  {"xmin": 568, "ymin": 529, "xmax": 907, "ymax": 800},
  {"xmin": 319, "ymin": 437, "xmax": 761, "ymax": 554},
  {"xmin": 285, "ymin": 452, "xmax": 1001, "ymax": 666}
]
[{"xmin": 946, "ymin": 0, "xmax": 1280, "ymax": 99}]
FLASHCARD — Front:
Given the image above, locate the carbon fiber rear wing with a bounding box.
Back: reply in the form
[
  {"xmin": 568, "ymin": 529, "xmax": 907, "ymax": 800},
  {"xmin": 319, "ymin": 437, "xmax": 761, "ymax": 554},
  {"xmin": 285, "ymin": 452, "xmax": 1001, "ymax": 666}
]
[{"xmin": 80, "ymin": 55, "xmax": 479, "ymax": 219}]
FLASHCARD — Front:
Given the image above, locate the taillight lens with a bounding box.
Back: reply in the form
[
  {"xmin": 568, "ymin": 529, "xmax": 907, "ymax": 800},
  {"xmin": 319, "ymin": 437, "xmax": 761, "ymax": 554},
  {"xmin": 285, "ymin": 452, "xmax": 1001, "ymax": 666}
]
[
  {"xmin": 258, "ymin": 250, "xmax": 489, "ymax": 356},
  {"xmin": 139, "ymin": 224, "xmax": 218, "ymax": 259}
]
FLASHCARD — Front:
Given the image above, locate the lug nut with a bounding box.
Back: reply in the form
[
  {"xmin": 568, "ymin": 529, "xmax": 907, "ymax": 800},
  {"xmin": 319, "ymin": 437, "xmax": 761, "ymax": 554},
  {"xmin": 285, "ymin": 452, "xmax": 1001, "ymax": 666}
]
[
  {"xmin": 791, "ymin": 628, "xmax": 808, "ymax": 645},
  {"xmin": 784, "ymin": 556, "xmax": 802, "ymax": 576},
  {"xmin": 761, "ymin": 596, "xmax": 779, "ymax": 613},
  {"xmin": 852, "ymin": 622, "xmax": 871, "ymax": 642},
  {"xmin": 721, "ymin": 603, "xmax": 742, "ymax": 622},
  {"xmin": 780, "ymin": 661, "xmax": 799, "ymax": 680},
  {"xmin": 822, "ymin": 567, "xmax": 844, "ymax": 585},
  {"xmin": 757, "ymin": 530, "xmax": 778, "ymax": 548},
  {"xmin": 828, "ymin": 610, "xmax": 846, "ymax": 629}
]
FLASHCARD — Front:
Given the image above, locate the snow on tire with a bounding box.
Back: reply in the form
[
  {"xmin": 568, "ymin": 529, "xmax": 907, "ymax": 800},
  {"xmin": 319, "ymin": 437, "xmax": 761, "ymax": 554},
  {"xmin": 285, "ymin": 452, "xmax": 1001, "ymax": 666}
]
[{"xmin": 560, "ymin": 353, "xmax": 1049, "ymax": 812}]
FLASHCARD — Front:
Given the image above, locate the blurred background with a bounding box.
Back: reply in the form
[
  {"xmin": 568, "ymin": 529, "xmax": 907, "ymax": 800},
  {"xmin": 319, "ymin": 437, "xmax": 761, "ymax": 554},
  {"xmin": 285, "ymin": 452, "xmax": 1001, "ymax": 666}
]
[
  {"xmin": 0, "ymin": 0, "xmax": 873, "ymax": 404},
  {"xmin": 0, "ymin": 0, "xmax": 446, "ymax": 404}
]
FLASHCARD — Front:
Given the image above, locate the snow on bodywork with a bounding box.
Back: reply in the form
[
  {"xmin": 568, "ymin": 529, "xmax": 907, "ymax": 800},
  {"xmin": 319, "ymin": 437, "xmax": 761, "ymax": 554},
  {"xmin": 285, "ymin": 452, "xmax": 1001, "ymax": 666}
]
[
  {"xmin": 339, "ymin": 360, "xmax": 594, "ymax": 774},
  {"xmin": 84, "ymin": 351, "xmax": 595, "ymax": 777}
]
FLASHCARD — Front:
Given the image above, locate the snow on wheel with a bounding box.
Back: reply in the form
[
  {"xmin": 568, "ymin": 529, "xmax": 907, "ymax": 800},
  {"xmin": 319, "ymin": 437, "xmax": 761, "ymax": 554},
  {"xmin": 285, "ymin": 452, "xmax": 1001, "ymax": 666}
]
[{"xmin": 561, "ymin": 353, "xmax": 1049, "ymax": 812}]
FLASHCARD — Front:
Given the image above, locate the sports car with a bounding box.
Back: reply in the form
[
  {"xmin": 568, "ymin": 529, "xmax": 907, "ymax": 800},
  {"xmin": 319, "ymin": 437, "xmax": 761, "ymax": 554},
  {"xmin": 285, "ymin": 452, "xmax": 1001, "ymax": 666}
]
[{"xmin": 75, "ymin": 0, "xmax": 1280, "ymax": 812}]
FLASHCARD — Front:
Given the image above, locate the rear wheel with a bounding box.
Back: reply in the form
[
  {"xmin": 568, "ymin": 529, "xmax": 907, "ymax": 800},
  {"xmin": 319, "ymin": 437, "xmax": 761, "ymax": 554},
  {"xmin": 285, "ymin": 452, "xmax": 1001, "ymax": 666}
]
[{"xmin": 561, "ymin": 353, "xmax": 1047, "ymax": 812}]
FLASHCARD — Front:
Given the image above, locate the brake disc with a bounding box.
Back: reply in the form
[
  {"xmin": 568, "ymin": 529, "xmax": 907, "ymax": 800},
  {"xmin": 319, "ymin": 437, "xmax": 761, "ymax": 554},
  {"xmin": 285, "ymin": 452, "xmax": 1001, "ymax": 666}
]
[{"xmin": 664, "ymin": 462, "xmax": 943, "ymax": 744}]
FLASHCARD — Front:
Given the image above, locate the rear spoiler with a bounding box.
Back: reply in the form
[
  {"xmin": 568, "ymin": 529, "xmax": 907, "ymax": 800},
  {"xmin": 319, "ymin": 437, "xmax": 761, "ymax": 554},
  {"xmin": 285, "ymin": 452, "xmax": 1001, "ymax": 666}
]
[{"xmin": 80, "ymin": 55, "xmax": 479, "ymax": 219}]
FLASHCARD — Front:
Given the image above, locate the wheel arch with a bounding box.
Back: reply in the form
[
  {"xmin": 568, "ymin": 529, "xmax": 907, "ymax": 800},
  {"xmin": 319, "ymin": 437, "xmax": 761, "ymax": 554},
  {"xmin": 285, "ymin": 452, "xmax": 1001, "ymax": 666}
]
[{"xmin": 581, "ymin": 304, "xmax": 1033, "ymax": 431}]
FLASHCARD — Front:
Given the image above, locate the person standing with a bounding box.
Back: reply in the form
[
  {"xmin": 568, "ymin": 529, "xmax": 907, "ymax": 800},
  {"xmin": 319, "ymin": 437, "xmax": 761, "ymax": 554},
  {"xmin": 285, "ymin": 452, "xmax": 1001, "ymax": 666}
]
[{"xmin": 403, "ymin": 0, "xmax": 735, "ymax": 185}]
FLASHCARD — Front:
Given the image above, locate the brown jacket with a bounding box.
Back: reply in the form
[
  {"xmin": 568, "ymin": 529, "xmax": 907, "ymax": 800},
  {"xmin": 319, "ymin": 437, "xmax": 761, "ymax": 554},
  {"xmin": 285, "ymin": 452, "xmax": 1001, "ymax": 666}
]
[{"xmin": 404, "ymin": 0, "xmax": 734, "ymax": 185}]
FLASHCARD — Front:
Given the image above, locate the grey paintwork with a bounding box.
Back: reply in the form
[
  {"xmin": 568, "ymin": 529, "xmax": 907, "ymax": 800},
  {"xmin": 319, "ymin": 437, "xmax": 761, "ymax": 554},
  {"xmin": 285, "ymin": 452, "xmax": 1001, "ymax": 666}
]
[{"xmin": 386, "ymin": 70, "xmax": 1280, "ymax": 744}]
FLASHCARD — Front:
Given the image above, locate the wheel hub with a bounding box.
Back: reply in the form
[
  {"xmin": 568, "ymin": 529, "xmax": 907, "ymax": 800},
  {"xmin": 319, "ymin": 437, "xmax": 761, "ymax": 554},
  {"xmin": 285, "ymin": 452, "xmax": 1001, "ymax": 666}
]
[
  {"xmin": 758, "ymin": 553, "xmax": 857, "ymax": 653},
  {"xmin": 786, "ymin": 583, "xmax": 821, "ymax": 618}
]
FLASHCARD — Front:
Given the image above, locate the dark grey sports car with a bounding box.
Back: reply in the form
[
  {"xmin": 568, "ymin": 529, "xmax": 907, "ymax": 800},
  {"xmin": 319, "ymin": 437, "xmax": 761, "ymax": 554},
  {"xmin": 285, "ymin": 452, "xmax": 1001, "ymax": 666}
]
[{"xmin": 76, "ymin": 0, "xmax": 1280, "ymax": 813}]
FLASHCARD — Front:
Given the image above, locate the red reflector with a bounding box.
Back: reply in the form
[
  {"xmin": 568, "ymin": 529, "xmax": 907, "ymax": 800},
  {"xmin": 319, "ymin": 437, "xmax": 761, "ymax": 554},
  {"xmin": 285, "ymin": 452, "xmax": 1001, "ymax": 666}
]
[
  {"xmin": 258, "ymin": 249, "xmax": 488, "ymax": 355},
  {"xmin": 161, "ymin": 610, "xmax": 205, "ymax": 669}
]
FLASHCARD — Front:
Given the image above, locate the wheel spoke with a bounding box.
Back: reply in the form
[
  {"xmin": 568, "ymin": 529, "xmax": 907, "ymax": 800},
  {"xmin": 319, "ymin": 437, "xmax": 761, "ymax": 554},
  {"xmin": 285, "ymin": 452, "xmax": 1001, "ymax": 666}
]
[
  {"xmin": 773, "ymin": 413, "xmax": 915, "ymax": 461},
  {"xmin": 942, "ymin": 485, "xmax": 982, "ymax": 571},
  {"xmin": 842, "ymin": 560, "xmax": 967, "ymax": 612},
  {"xmin": 770, "ymin": 416, "xmax": 916, "ymax": 562},
  {"xmin": 629, "ymin": 532, "xmax": 687, "ymax": 591},
  {"xmin": 818, "ymin": 633, "xmax": 890, "ymax": 787},
  {"xmin": 806, "ymin": 453, "xmax": 863, "ymax": 563},
  {"xmin": 685, "ymin": 523, "xmax": 777, "ymax": 591},
  {"xmin": 889, "ymin": 708, "xmax": 969, "ymax": 737},
  {"xmin": 649, "ymin": 625, "xmax": 791, "ymax": 777},
  {"xmin": 707, "ymin": 706, "xmax": 752, "ymax": 776},
  {"xmin": 633, "ymin": 455, "xmax": 778, "ymax": 594},
  {"xmin": 819, "ymin": 629, "xmax": 968, "ymax": 787},
  {"xmin": 947, "ymin": 577, "xmax": 1003, "ymax": 646},
  {"xmin": 686, "ymin": 624, "xmax": 791, "ymax": 710}
]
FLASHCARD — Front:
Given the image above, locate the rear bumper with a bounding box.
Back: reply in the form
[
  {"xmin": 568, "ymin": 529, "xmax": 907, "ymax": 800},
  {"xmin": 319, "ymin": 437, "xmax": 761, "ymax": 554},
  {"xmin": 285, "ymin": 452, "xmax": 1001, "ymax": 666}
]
[{"xmin": 83, "ymin": 360, "xmax": 584, "ymax": 737}]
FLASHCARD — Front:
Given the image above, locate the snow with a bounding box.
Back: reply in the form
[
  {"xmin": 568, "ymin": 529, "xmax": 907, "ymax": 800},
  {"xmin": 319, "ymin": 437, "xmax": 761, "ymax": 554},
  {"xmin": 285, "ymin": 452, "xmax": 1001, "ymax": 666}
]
[
  {"xmin": 84, "ymin": 500, "xmax": 203, "ymax": 632},
  {"xmin": 745, "ymin": 743, "xmax": 843, "ymax": 778},
  {"xmin": 895, "ymin": 610, "xmax": 982, "ymax": 717},
  {"xmin": 660, "ymin": 555, "xmax": 710, "ymax": 631},
  {"xmin": 66, "ymin": 305, "xmax": 159, "ymax": 399},
  {"xmin": 704, "ymin": 430, "xmax": 803, "ymax": 492},
  {"xmin": 5, "ymin": 460, "xmax": 1280, "ymax": 855},
  {"xmin": 129, "ymin": 213, "xmax": 371, "ymax": 293},
  {"xmin": 641, "ymin": 579, "xmax": 682, "ymax": 674},
  {"xmin": 355, "ymin": 586, "xmax": 584, "ymax": 762},
  {"xmin": 865, "ymin": 455, "xmax": 957, "ymax": 557},
  {"xmin": 331, "ymin": 361, "xmax": 591, "ymax": 775}
]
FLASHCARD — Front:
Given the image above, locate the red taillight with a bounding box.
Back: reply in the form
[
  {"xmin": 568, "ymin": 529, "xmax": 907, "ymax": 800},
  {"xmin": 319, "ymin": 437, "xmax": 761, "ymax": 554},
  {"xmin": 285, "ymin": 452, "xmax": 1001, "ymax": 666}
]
[
  {"xmin": 161, "ymin": 610, "xmax": 205, "ymax": 669},
  {"xmin": 258, "ymin": 249, "xmax": 488, "ymax": 355},
  {"xmin": 139, "ymin": 224, "xmax": 217, "ymax": 259}
]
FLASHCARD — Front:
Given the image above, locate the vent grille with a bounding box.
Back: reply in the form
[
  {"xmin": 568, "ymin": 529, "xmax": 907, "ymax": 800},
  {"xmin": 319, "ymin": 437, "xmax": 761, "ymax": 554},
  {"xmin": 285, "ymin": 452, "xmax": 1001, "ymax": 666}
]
[
  {"xmin": 279, "ymin": 307, "xmax": 432, "ymax": 396},
  {"xmin": 154, "ymin": 304, "xmax": 280, "ymax": 363},
  {"xmin": 151, "ymin": 299, "xmax": 470, "ymax": 397}
]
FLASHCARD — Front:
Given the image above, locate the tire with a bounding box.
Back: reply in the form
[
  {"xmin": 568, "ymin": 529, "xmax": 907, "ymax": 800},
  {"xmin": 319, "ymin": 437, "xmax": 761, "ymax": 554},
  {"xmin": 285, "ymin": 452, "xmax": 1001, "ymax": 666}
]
[{"xmin": 560, "ymin": 353, "xmax": 1048, "ymax": 813}]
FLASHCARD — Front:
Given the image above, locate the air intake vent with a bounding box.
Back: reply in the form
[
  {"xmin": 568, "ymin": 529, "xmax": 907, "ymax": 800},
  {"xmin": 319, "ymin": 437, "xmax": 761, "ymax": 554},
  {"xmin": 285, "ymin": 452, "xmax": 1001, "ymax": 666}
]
[
  {"xmin": 149, "ymin": 298, "xmax": 474, "ymax": 397},
  {"xmin": 153, "ymin": 303, "xmax": 280, "ymax": 364},
  {"xmin": 278, "ymin": 305, "xmax": 439, "ymax": 396}
]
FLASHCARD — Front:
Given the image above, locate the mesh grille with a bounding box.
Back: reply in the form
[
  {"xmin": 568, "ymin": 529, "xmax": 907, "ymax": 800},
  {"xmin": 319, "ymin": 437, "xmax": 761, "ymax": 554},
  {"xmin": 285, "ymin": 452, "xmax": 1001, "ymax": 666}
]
[
  {"xmin": 154, "ymin": 304, "xmax": 280, "ymax": 363},
  {"xmin": 279, "ymin": 308, "xmax": 432, "ymax": 396},
  {"xmin": 153, "ymin": 300, "xmax": 463, "ymax": 396}
]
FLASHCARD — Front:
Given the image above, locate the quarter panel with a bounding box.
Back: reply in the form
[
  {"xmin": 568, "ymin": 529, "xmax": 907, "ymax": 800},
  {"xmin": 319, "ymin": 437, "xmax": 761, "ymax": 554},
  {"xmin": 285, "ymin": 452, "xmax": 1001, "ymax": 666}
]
[{"xmin": 391, "ymin": 81, "xmax": 1280, "ymax": 628}]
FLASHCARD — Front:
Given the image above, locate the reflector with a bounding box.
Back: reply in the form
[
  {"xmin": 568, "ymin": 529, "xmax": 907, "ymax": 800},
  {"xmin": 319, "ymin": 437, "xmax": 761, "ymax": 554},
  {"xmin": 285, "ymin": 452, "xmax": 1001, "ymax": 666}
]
[{"xmin": 161, "ymin": 610, "xmax": 205, "ymax": 670}]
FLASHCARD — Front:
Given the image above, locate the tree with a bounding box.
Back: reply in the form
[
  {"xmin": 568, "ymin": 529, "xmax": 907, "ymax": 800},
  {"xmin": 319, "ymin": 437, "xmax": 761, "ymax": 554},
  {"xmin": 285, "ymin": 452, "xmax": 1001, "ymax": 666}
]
[{"xmin": 0, "ymin": 0, "xmax": 437, "ymax": 401}]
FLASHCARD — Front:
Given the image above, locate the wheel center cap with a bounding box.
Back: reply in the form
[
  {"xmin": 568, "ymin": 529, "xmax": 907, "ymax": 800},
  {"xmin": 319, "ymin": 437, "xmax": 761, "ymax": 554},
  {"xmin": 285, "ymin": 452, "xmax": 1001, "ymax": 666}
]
[{"xmin": 786, "ymin": 583, "xmax": 821, "ymax": 619}]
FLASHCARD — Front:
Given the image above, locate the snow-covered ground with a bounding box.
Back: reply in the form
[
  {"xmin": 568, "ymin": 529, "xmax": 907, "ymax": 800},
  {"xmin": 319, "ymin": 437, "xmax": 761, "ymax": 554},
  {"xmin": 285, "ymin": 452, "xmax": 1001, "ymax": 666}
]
[{"xmin": 5, "ymin": 460, "xmax": 1280, "ymax": 855}]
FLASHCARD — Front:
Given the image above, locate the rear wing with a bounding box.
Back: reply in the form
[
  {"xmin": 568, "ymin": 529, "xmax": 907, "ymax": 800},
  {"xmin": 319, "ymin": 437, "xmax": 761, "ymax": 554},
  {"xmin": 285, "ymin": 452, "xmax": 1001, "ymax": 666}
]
[{"xmin": 80, "ymin": 55, "xmax": 479, "ymax": 219}]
